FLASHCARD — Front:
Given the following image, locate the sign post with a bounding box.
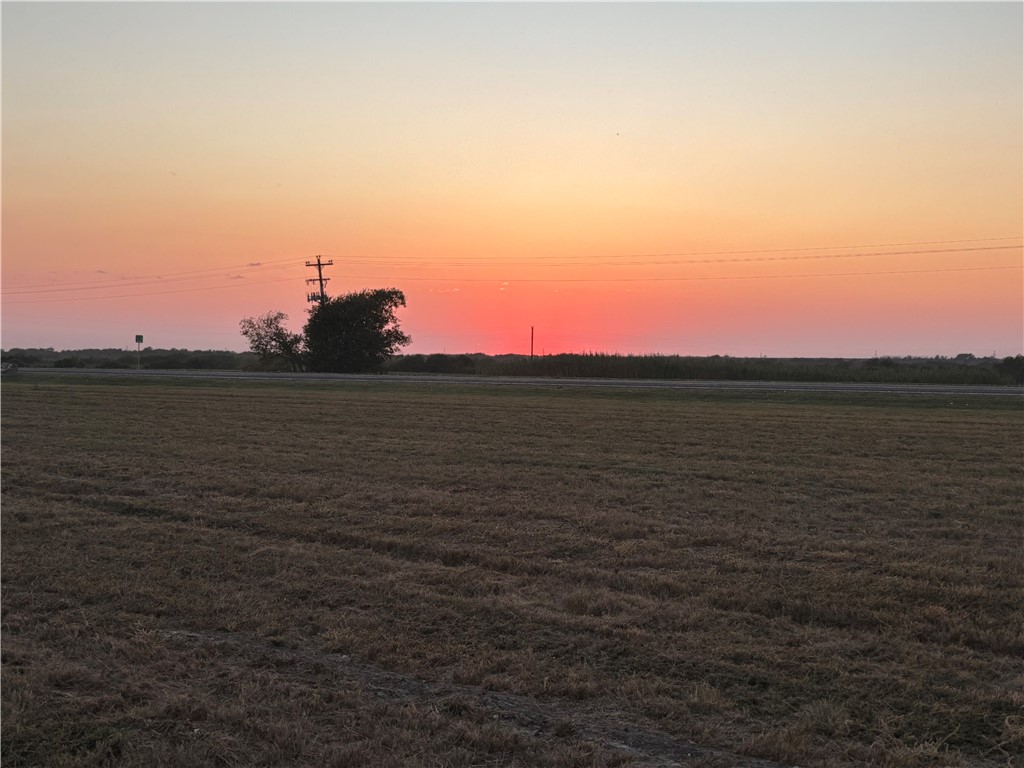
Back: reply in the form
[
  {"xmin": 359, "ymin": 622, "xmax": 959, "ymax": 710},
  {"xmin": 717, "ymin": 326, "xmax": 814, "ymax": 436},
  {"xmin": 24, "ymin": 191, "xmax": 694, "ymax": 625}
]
[{"xmin": 136, "ymin": 335, "xmax": 143, "ymax": 370}]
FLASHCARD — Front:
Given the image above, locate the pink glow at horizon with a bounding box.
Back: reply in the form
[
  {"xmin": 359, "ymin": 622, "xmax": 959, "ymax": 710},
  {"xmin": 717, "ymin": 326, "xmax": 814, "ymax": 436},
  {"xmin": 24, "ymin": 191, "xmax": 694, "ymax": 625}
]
[{"xmin": 3, "ymin": 3, "xmax": 1022, "ymax": 357}]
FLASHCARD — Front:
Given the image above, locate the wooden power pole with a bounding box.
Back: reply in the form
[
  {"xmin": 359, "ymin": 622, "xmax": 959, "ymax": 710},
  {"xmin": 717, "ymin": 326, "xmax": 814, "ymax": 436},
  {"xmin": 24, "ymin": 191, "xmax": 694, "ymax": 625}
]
[{"xmin": 305, "ymin": 255, "xmax": 334, "ymax": 303}]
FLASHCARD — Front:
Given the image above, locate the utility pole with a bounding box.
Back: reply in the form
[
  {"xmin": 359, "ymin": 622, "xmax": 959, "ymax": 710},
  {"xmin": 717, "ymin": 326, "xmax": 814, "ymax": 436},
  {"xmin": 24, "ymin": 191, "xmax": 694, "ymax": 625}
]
[
  {"xmin": 305, "ymin": 255, "xmax": 334, "ymax": 303},
  {"xmin": 531, "ymin": 326, "xmax": 534, "ymax": 358}
]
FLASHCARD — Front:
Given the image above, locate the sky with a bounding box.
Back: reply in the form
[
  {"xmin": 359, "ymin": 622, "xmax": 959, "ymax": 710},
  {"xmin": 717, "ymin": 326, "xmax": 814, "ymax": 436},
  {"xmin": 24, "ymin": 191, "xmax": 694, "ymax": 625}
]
[{"xmin": 2, "ymin": 1, "xmax": 1022, "ymax": 357}]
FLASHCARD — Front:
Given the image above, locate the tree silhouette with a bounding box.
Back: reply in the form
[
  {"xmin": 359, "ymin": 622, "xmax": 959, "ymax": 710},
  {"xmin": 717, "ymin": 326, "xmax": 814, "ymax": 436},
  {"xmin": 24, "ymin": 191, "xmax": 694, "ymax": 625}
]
[
  {"xmin": 239, "ymin": 311, "xmax": 306, "ymax": 372},
  {"xmin": 303, "ymin": 289, "xmax": 411, "ymax": 373},
  {"xmin": 996, "ymin": 355, "xmax": 1024, "ymax": 384}
]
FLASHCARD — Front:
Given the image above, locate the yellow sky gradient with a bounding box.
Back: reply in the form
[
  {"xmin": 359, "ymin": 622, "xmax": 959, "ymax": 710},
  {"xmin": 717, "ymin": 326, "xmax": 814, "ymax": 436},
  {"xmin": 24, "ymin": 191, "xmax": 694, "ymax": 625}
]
[{"xmin": 2, "ymin": 2, "xmax": 1021, "ymax": 355}]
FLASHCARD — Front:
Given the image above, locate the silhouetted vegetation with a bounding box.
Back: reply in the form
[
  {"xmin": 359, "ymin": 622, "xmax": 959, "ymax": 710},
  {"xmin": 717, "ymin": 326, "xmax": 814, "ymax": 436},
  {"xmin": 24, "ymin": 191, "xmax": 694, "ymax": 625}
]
[
  {"xmin": 0, "ymin": 347, "xmax": 258, "ymax": 371},
  {"xmin": 3, "ymin": 347, "xmax": 1021, "ymax": 385},
  {"xmin": 388, "ymin": 352, "xmax": 1023, "ymax": 386},
  {"xmin": 995, "ymin": 354, "xmax": 1024, "ymax": 384},
  {"xmin": 388, "ymin": 353, "xmax": 480, "ymax": 375},
  {"xmin": 238, "ymin": 289, "xmax": 411, "ymax": 374},
  {"xmin": 239, "ymin": 311, "xmax": 306, "ymax": 371},
  {"xmin": 303, "ymin": 289, "xmax": 411, "ymax": 373},
  {"xmin": 52, "ymin": 356, "xmax": 88, "ymax": 368}
]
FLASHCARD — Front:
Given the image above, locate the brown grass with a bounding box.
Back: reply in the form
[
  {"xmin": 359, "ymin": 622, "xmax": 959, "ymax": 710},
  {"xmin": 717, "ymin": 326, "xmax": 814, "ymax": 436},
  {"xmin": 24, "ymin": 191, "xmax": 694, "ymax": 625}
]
[{"xmin": 2, "ymin": 378, "xmax": 1022, "ymax": 766}]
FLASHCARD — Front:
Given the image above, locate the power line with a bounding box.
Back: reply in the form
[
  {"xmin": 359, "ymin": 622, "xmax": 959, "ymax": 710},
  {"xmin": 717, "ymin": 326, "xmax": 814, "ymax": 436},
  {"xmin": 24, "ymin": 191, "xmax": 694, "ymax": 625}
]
[
  {"xmin": 1, "ymin": 259, "xmax": 303, "ymax": 294},
  {"xmin": 2, "ymin": 275, "xmax": 306, "ymax": 304},
  {"xmin": 322, "ymin": 244, "xmax": 1023, "ymax": 269},
  {"xmin": 318, "ymin": 236, "xmax": 1023, "ymax": 264},
  {"xmin": 5, "ymin": 237, "xmax": 1019, "ymax": 295},
  {"xmin": 1, "ymin": 264, "xmax": 308, "ymax": 297},
  {"xmin": 5, "ymin": 235, "xmax": 1020, "ymax": 304},
  {"xmin": 6, "ymin": 264, "xmax": 1015, "ymax": 305},
  {"xmin": 330, "ymin": 264, "xmax": 1023, "ymax": 284}
]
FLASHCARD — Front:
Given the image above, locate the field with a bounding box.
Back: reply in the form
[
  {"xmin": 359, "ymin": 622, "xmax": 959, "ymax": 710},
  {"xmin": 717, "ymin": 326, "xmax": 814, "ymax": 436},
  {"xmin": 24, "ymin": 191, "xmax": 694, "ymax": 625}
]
[{"xmin": 2, "ymin": 377, "xmax": 1022, "ymax": 767}]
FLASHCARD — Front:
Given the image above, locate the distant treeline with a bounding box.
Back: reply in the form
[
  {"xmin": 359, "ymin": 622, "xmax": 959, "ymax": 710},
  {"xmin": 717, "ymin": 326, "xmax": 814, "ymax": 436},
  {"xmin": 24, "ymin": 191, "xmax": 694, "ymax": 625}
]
[
  {"xmin": 5, "ymin": 347, "xmax": 1021, "ymax": 385},
  {"xmin": 389, "ymin": 352, "xmax": 1024, "ymax": 385},
  {"xmin": 0, "ymin": 348, "xmax": 259, "ymax": 371}
]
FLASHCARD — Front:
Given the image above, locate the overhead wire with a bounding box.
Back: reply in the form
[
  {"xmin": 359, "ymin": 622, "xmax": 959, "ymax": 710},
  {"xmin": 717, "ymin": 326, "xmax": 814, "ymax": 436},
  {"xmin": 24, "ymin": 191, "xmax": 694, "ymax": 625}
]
[
  {"xmin": 322, "ymin": 244, "xmax": 1023, "ymax": 269},
  {"xmin": 5, "ymin": 264, "xmax": 1020, "ymax": 304},
  {"xmin": 3, "ymin": 236, "xmax": 1020, "ymax": 303},
  {"xmin": 318, "ymin": 236, "xmax": 1023, "ymax": 264},
  {"xmin": 1, "ymin": 256, "xmax": 306, "ymax": 293},
  {"xmin": 2, "ymin": 275, "xmax": 308, "ymax": 304},
  {"xmin": 329, "ymin": 264, "xmax": 1023, "ymax": 284},
  {"xmin": 2, "ymin": 263, "xmax": 308, "ymax": 296},
  {"xmin": 6, "ymin": 236, "xmax": 1020, "ymax": 295}
]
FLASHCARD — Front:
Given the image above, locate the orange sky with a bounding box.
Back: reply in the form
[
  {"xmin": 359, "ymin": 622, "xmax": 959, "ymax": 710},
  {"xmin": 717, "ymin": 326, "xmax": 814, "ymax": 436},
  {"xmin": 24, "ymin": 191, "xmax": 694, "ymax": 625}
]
[{"xmin": 2, "ymin": 3, "xmax": 1022, "ymax": 356}]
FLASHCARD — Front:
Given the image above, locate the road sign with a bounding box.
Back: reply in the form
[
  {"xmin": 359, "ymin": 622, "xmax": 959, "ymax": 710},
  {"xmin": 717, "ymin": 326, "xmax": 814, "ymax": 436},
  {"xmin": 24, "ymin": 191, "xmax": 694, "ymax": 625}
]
[{"xmin": 136, "ymin": 335, "xmax": 143, "ymax": 344}]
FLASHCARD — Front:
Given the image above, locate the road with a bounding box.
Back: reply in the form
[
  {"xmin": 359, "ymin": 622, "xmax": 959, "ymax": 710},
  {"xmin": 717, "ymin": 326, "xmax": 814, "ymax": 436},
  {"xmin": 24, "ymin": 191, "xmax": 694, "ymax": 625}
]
[{"xmin": 15, "ymin": 367, "xmax": 1024, "ymax": 397}]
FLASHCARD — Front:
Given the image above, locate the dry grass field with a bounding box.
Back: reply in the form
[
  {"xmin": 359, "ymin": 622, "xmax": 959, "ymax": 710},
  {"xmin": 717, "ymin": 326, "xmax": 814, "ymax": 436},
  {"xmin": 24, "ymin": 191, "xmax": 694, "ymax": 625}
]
[{"xmin": 2, "ymin": 377, "xmax": 1022, "ymax": 767}]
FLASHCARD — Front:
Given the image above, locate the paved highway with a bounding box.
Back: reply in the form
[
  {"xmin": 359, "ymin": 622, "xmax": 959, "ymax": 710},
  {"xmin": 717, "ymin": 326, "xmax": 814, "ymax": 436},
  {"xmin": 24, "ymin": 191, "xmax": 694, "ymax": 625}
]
[{"xmin": 16, "ymin": 367, "xmax": 1024, "ymax": 397}]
